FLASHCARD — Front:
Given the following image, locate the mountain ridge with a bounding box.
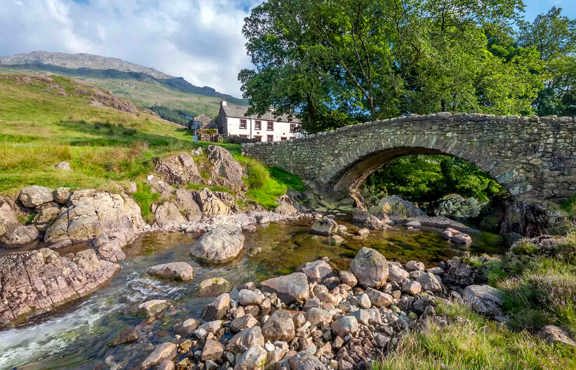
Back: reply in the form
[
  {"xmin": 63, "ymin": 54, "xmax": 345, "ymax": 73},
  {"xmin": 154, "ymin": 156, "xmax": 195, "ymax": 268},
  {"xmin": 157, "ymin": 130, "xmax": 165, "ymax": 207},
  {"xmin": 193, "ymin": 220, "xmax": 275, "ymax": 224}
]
[{"xmin": 0, "ymin": 51, "xmax": 247, "ymax": 111}]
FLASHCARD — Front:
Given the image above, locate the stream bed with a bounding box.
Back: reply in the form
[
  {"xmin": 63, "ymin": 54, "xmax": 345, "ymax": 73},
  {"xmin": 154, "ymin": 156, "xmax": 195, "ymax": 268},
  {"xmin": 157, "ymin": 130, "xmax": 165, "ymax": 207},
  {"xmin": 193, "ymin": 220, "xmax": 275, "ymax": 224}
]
[{"xmin": 0, "ymin": 221, "xmax": 504, "ymax": 369}]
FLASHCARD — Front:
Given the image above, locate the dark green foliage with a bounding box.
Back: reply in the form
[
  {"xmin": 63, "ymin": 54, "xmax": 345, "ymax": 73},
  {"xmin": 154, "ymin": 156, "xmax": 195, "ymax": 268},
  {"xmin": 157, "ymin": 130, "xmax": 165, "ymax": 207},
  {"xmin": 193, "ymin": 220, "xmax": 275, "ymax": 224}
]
[
  {"xmin": 149, "ymin": 105, "xmax": 194, "ymax": 125},
  {"xmin": 269, "ymin": 167, "xmax": 306, "ymax": 192},
  {"xmin": 239, "ymin": 0, "xmax": 551, "ymax": 133},
  {"xmin": 363, "ymin": 155, "xmax": 504, "ymax": 204}
]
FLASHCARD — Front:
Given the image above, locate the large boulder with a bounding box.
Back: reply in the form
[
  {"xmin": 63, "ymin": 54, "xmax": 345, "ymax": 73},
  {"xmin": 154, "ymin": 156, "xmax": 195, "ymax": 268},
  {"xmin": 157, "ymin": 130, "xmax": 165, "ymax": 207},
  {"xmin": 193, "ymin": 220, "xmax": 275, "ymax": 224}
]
[
  {"xmin": 0, "ymin": 224, "xmax": 39, "ymax": 247},
  {"xmin": 18, "ymin": 185, "xmax": 54, "ymax": 208},
  {"xmin": 0, "ymin": 248, "xmax": 120, "ymax": 328},
  {"xmin": 539, "ymin": 325, "xmax": 576, "ymax": 347},
  {"xmin": 310, "ymin": 217, "xmax": 338, "ymax": 236},
  {"xmin": 350, "ymin": 247, "xmax": 389, "ymax": 288},
  {"xmin": 262, "ymin": 310, "xmax": 296, "ymax": 341},
  {"xmin": 0, "ymin": 197, "xmax": 19, "ymax": 237},
  {"xmin": 434, "ymin": 194, "xmax": 485, "ymax": 219},
  {"xmin": 190, "ymin": 224, "xmax": 245, "ymax": 263},
  {"xmin": 152, "ymin": 202, "xmax": 187, "ymax": 228},
  {"xmin": 463, "ymin": 284, "xmax": 503, "ymax": 317},
  {"xmin": 193, "ymin": 189, "xmax": 231, "ymax": 217},
  {"xmin": 147, "ymin": 262, "xmax": 194, "ymax": 281},
  {"xmin": 206, "ymin": 145, "xmax": 245, "ymax": 192},
  {"xmin": 154, "ymin": 152, "xmax": 201, "ymax": 185},
  {"xmin": 301, "ymin": 259, "xmax": 333, "ymax": 282},
  {"xmin": 261, "ymin": 272, "xmax": 310, "ymax": 304},
  {"xmin": 44, "ymin": 190, "xmax": 144, "ymax": 248},
  {"xmin": 175, "ymin": 189, "xmax": 202, "ymax": 222},
  {"xmin": 371, "ymin": 195, "xmax": 425, "ymax": 219}
]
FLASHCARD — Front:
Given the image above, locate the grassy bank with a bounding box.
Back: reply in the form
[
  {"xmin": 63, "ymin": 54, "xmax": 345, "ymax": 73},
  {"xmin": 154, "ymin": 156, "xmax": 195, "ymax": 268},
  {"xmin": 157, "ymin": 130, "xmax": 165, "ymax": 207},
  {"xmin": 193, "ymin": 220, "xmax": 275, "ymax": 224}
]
[
  {"xmin": 0, "ymin": 72, "xmax": 298, "ymax": 211},
  {"xmin": 376, "ymin": 236, "xmax": 576, "ymax": 369}
]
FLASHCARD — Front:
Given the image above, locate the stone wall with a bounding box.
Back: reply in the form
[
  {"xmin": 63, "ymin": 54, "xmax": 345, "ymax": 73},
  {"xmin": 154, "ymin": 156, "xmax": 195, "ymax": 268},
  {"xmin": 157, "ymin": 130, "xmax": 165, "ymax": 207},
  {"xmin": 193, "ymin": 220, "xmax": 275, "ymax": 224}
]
[{"xmin": 243, "ymin": 113, "xmax": 576, "ymax": 203}]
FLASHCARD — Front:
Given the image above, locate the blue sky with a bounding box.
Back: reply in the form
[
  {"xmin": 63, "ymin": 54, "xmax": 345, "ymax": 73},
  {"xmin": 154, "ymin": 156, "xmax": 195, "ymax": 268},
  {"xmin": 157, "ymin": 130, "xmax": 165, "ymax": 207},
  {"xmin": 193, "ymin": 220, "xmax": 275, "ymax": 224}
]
[{"xmin": 0, "ymin": 0, "xmax": 574, "ymax": 96}]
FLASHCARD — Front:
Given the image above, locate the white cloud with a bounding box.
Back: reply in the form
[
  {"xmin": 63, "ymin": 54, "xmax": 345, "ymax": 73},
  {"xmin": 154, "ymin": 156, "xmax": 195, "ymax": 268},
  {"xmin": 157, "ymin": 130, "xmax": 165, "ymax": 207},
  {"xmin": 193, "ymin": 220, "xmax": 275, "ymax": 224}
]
[{"xmin": 0, "ymin": 0, "xmax": 262, "ymax": 95}]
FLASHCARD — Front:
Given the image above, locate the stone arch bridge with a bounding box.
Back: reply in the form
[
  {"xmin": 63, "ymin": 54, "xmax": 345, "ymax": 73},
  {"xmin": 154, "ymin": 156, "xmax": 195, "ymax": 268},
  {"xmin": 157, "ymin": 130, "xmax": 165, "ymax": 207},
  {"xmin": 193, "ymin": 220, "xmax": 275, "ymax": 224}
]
[{"xmin": 243, "ymin": 113, "xmax": 576, "ymax": 205}]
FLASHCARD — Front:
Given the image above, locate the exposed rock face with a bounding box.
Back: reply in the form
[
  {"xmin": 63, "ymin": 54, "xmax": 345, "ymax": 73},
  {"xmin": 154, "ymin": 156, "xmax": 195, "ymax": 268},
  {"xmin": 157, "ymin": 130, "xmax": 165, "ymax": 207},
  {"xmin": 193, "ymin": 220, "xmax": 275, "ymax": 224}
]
[
  {"xmin": 463, "ymin": 284, "xmax": 503, "ymax": 317},
  {"xmin": 18, "ymin": 185, "xmax": 54, "ymax": 208},
  {"xmin": 350, "ymin": 247, "xmax": 389, "ymax": 288},
  {"xmin": 206, "ymin": 145, "xmax": 244, "ymax": 192},
  {"xmin": 261, "ymin": 272, "xmax": 310, "ymax": 304},
  {"xmin": 154, "ymin": 153, "xmax": 201, "ymax": 185},
  {"xmin": 0, "ymin": 248, "xmax": 119, "ymax": 328},
  {"xmin": 153, "ymin": 202, "xmax": 187, "ymax": 228},
  {"xmin": 0, "ymin": 224, "xmax": 39, "ymax": 247},
  {"xmin": 539, "ymin": 325, "xmax": 576, "ymax": 347},
  {"xmin": 33, "ymin": 203, "xmax": 61, "ymax": 230},
  {"xmin": 147, "ymin": 262, "xmax": 194, "ymax": 281},
  {"xmin": 275, "ymin": 195, "xmax": 299, "ymax": 216},
  {"xmin": 175, "ymin": 189, "xmax": 202, "ymax": 222},
  {"xmin": 190, "ymin": 224, "xmax": 245, "ymax": 263},
  {"xmin": 193, "ymin": 189, "xmax": 231, "ymax": 217},
  {"xmin": 44, "ymin": 190, "xmax": 145, "ymax": 247}
]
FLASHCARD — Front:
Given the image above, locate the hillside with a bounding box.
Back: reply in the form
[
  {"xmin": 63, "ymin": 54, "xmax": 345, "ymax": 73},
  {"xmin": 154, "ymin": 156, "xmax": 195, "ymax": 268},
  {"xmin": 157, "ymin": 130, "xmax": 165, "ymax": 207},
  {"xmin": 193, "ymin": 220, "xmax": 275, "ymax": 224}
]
[
  {"xmin": 0, "ymin": 72, "xmax": 239, "ymax": 195},
  {"xmin": 0, "ymin": 51, "xmax": 247, "ymax": 119}
]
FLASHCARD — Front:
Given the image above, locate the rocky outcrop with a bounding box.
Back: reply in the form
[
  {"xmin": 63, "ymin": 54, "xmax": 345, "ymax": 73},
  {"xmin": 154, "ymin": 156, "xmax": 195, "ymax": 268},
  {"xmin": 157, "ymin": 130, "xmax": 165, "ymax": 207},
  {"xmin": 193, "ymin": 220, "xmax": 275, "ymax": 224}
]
[
  {"xmin": 190, "ymin": 224, "xmax": 245, "ymax": 263},
  {"xmin": 0, "ymin": 248, "xmax": 119, "ymax": 328},
  {"xmin": 206, "ymin": 145, "xmax": 245, "ymax": 192},
  {"xmin": 154, "ymin": 153, "xmax": 201, "ymax": 185},
  {"xmin": 44, "ymin": 190, "xmax": 145, "ymax": 250},
  {"xmin": 152, "ymin": 201, "xmax": 187, "ymax": 228},
  {"xmin": 175, "ymin": 189, "xmax": 202, "ymax": 222},
  {"xmin": 0, "ymin": 224, "xmax": 39, "ymax": 247},
  {"xmin": 193, "ymin": 189, "xmax": 230, "ymax": 217}
]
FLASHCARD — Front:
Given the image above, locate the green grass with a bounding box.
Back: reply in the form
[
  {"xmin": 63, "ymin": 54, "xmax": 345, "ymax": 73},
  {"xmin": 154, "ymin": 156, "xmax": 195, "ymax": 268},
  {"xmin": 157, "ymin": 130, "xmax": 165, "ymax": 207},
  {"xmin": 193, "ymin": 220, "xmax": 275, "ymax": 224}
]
[
  {"xmin": 376, "ymin": 302, "xmax": 576, "ymax": 370},
  {"xmin": 0, "ymin": 73, "xmax": 235, "ymax": 196},
  {"xmin": 269, "ymin": 166, "xmax": 307, "ymax": 192},
  {"xmin": 0, "ymin": 72, "xmax": 295, "ymax": 213},
  {"xmin": 132, "ymin": 182, "xmax": 160, "ymax": 223}
]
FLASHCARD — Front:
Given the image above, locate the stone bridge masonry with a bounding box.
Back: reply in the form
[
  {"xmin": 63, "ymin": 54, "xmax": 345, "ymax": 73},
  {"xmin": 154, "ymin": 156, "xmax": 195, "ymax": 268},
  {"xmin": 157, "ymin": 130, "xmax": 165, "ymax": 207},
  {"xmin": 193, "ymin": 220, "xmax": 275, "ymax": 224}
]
[{"xmin": 243, "ymin": 113, "xmax": 576, "ymax": 206}]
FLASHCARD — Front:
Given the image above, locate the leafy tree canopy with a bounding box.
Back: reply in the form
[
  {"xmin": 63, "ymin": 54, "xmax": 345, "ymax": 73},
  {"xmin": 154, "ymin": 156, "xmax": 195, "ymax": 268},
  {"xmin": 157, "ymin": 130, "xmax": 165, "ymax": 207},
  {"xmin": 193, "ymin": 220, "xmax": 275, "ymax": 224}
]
[{"xmin": 239, "ymin": 0, "xmax": 575, "ymax": 132}]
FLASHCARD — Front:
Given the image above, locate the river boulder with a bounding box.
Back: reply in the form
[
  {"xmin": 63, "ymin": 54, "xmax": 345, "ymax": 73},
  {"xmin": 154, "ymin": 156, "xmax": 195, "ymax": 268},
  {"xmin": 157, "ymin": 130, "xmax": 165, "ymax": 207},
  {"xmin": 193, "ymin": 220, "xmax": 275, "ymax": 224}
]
[
  {"xmin": 190, "ymin": 224, "xmax": 245, "ymax": 263},
  {"xmin": 261, "ymin": 272, "xmax": 310, "ymax": 304},
  {"xmin": 311, "ymin": 217, "xmax": 338, "ymax": 236},
  {"xmin": 0, "ymin": 224, "xmax": 39, "ymax": 247},
  {"xmin": 262, "ymin": 310, "xmax": 296, "ymax": 341},
  {"xmin": 44, "ymin": 189, "xmax": 144, "ymax": 246},
  {"xmin": 147, "ymin": 262, "xmax": 194, "ymax": 281},
  {"xmin": 350, "ymin": 247, "xmax": 389, "ymax": 288}
]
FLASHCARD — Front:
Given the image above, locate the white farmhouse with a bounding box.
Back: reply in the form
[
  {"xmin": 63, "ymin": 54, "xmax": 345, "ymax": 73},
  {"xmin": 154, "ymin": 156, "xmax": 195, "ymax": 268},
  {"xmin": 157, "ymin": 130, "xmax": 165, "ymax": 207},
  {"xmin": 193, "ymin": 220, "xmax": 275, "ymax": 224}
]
[{"xmin": 216, "ymin": 101, "xmax": 301, "ymax": 142}]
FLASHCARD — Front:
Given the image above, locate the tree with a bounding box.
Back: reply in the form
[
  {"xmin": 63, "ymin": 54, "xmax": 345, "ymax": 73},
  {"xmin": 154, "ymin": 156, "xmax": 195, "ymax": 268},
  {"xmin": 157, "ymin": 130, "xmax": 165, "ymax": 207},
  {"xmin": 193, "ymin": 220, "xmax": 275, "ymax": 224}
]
[
  {"xmin": 519, "ymin": 7, "xmax": 576, "ymax": 115},
  {"xmin": 239, "ymin": 0, "xmax": 543, "ymax": 132}
]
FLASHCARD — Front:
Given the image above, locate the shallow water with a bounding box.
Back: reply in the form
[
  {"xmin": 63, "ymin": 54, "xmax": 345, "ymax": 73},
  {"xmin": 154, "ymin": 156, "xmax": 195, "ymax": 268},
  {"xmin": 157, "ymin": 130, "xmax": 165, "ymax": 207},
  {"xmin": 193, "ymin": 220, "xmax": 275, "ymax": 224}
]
[{"xmin": 0, "ymin": 222, "xmax": 504, "ymax": 369}]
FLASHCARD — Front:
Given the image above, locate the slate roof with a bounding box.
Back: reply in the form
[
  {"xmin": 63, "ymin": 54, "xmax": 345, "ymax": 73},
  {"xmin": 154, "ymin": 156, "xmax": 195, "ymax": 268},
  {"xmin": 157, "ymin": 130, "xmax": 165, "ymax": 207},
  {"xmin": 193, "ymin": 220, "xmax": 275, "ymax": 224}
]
[{"xmin": 221, "ymin": 102, "xmax": 301, "ymax": 123}]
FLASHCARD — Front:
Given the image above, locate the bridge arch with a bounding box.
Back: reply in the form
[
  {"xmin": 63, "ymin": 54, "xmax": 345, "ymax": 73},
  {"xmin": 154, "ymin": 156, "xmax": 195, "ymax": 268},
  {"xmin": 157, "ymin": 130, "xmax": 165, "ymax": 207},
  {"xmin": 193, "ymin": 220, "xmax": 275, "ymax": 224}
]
[{"xmin": 243, "ymin": 113, "xmax": 576, "ymax": 204}]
